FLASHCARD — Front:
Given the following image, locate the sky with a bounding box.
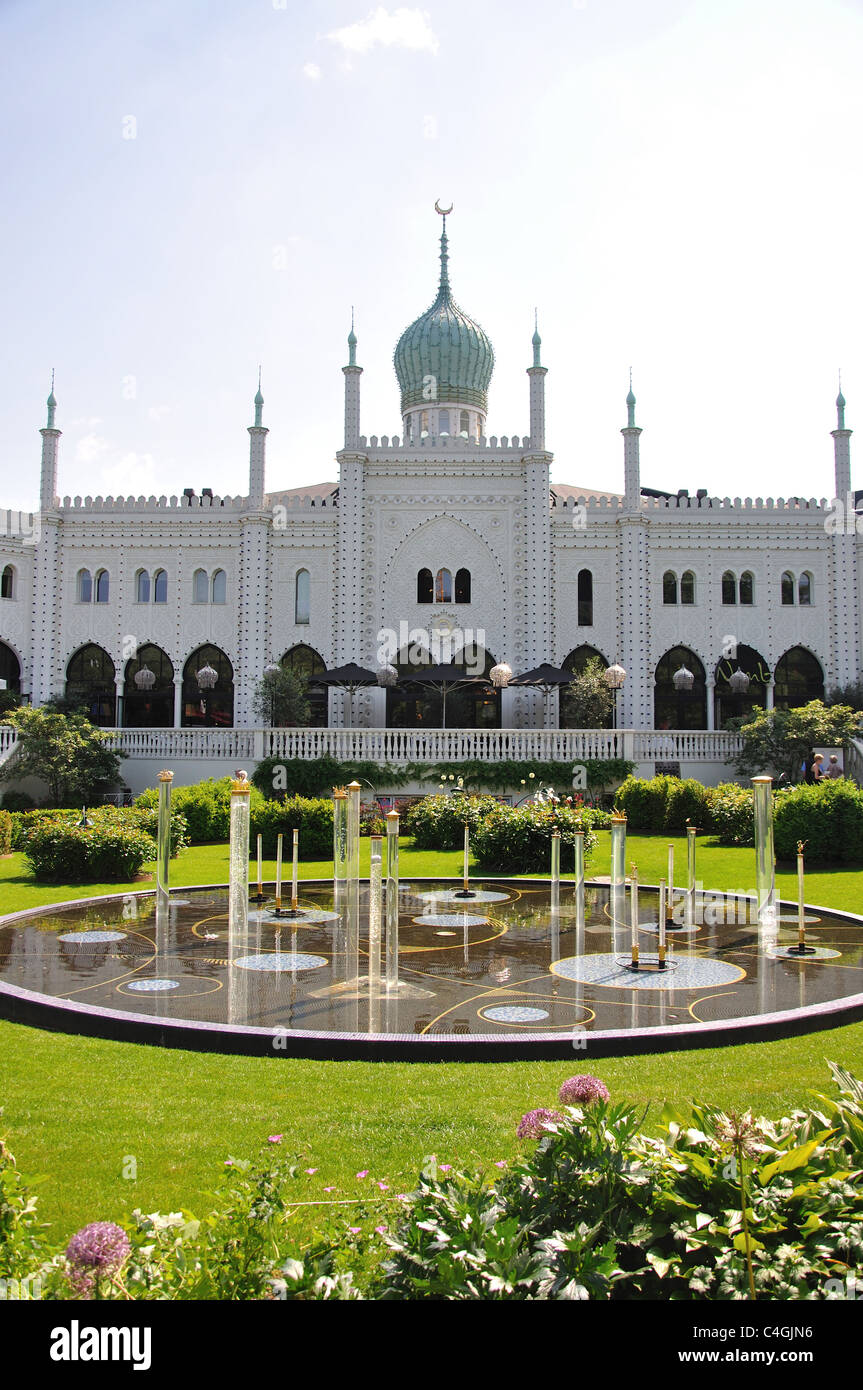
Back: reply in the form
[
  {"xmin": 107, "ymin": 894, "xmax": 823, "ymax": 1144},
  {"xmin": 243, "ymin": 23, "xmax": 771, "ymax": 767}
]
[{"xmin": 2, "ymin": 0, "xmax": 863, "ymax": 510}]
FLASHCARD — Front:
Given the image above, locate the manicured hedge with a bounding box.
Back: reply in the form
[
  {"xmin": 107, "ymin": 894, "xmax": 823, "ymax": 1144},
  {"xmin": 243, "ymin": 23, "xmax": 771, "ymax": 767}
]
[
  {"xmin": 774, "ymin": 779, "xmax": 863, "ymax": 863},
  {"xmin": 403, "ymin": 795, "xmax": 502, "ymax": 850},
  {"xmin": 252, "ymin": 756, "xmax": 410, "ymax": 801},
  {"xmin": 22, "ymin": 822, "xmax": 158, "ymax": 883},
  {"xmin": 11, "ymin": 806, "xmax": 189, "ymax": 858},
  {"xmin": 471, "ymin": 803, "xmax": 599, "ymax": 874},
  {"xmin": 0, "ymin": 808, "xmax": 11, "ymax": 855},
  {"xmin": 614, "ymin": 775, "xmax": 715, "ymax": 833},
  {"xmin": 250, "ymin": 797, "xmax": 333, "ymax": 859},
  {"xmin": 135, "ymin": 777, "xmax": 265, "ymax": 843}
]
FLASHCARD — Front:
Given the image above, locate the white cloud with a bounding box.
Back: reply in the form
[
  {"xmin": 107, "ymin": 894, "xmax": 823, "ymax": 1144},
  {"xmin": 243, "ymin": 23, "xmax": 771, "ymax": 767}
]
[
  {"xmin": 326, "ymin": 7, "xmax": 439, "ymax": 57},
  {"xmin": 75, "ymin": 432, "xmax": 110, "ymax": 465},
  {"xmin": 68, "ymin": 416, "xmax": 103, "ymax": 430},
  {"xmin": 303, "ymin": 61, "xmax": 321, "ymax": 80},
  {"xmin": 147, "ymin": 404, "xmax": 172, "ymax": 421},
  {"xmin": 100, "ymin": 452, "xmax": 157, "ymax": 495},
  {"xmin": 422, "ymin": 114, "xmax": 438, "ymax": 140}
]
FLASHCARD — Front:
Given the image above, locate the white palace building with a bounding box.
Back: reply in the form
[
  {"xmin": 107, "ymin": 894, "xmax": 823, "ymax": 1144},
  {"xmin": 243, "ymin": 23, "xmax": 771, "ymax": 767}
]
[{"xmin": 1, "ymin": 214, "xmax": 861, "ymax": 791}]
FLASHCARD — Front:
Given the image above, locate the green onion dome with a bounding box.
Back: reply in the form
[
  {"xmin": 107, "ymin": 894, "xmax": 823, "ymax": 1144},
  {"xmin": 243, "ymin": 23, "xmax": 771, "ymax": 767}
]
[{"xmin": 393, "ymin": 224, "xmax": 494, "ymax": 415}]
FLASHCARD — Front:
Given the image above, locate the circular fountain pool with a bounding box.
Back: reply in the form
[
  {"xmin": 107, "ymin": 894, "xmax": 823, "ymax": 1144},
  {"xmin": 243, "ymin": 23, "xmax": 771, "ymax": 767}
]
[{"xmin": 1, "ymin": 880, "xmax": 861, "ymax": 1059}]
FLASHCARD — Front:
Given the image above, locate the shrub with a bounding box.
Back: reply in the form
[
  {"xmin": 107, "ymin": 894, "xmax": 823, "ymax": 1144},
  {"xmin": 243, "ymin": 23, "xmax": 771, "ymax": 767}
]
[
  {"xmin": 773, "ymin": 779, "xmax": 863, "ymax": 863},
  {"xmin": 614, "ymin": 775, "xmax": 714, "ymax": 833},
  {"xmin": 251, "ymin": 757, "xmax": 410, "ymax": 802},
  {"xmin": 1, "ymin": 790, "xmax": 35, "ymax": 812},
  {"xmin": 709, "ymin": 782, "xmax": 754, "ymax": 845},
  {"xmin": 250, "ymin": 797, "xmax": 333, "ymax": 859},
  {"xmin": 403, "ymin": 794, "xmax": 501, "ymax": 850},
  {"xmin": 11, "ymin": 806, "xmax": 188, "ymax": 858},
  {"xmin": 23, "ymin": 822, "xmax": 157, "ymax": 883},
  {"xmin": 0, "ymin": 810, "xmax": 11, "ymax": 855},
  {"xmin": 135, "ymin": 777, "xmax": 265, "ymax": 844},
  {"xmin": 411, "ymin": 758, "xmax": 635, "ymax": 797},
  {"xmin": 663, "ymin": 778, "xmax": 714, "ymax": 832},
  {"xmin": 471, "ymin": 803, "xmax": 598, "ymax": 874}
]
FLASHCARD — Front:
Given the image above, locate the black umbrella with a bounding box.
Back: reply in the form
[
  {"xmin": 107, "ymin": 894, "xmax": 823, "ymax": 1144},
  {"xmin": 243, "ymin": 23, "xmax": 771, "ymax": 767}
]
[
  {"xmin": 316, "ymin": 663, "xmax": 379, "ymax": 727},
  {"xmin": 508, "ymin": 663, "xmax": 575, "ymax": 723},
  {"xmin": 398, "ymin": 663, "xmax": 490, "ymax": 729}
]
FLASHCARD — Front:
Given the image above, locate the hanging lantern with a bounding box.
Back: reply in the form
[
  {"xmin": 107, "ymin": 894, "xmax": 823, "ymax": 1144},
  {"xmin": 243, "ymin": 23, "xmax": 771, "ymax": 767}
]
[
  {"xmin": 489, "ymin": 662, "xmax": 513, "ymax": 688},
  {"xmin": 729, "ymin": 667, "xmax": 751, "ymax": 694},
  {"xmin": 672, "ymin": 664, "xmax": 694, "ymax": 692},
  {"xmin": 604, "ymin": 662, "xmax": 627, "ymax": 691},
  {"xmin": 134, "ymin": 664, "xmax": 156, "ymax": 690},
  {"xmin": 196, "ymin": 663, "xmax": 218, "ymax": 690},
  {"xmin": 263, "ymin": 663, "xmax": 281, "ymax": 677},
  {"xmin": 376, "ymin": 664, "xmax": 398, "ymax": 687}
]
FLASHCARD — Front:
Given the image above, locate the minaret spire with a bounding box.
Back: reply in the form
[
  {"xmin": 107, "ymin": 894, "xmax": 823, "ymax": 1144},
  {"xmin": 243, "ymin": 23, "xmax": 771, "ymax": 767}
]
[
  {"xmin": 46, "ymin": 369, "xmax": 57, "ymax": 429},
  {"xmin": 626, "ymin": 367, "xmax": 636, "ymax": 428},
  {"xmin": 347, "ymin": 307, "xmax": 357, "ymax": 367},
  {"xmin": 622, "ymin": 370, "xmax": 641, "ymax": 510},
  {"xmin": 254, "ymin": 366, "xmax": 264, "ymax": 427},
  {"xmin": 532, "ymin": 309, "xmax": 542, "ymax": 368},
  {"xmin": 435, "ymin": 199, "xmax": 453, "ymax": 297},
  {"xmin": 837, "ymin": 370, "xmax": 846, "ymax": 430}
]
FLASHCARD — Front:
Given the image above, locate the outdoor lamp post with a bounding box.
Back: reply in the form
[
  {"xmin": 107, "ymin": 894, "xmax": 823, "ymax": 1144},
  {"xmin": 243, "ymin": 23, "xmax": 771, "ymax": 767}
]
[{"xmin": 603, "ymin": 662, "xmax": 627, "ymax": 729}]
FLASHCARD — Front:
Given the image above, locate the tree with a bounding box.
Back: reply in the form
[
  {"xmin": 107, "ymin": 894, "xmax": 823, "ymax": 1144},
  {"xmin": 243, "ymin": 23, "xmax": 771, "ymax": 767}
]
[
  {"xmin": 826, "ymin": 679, "xmax": 863, "ymax": 712},
  {"xmin": 252, "ymin": 667, "xmax": 311, "ymax": 727},
  {"xmin": 0, "ymin": 707, "xmax": 121, "ymax": 807},
  {"xmin": 560, "ymin": 658, "xmax": 613, "ymax": 730},
  {"xmin": 731, "ymin": 700, "xmax": 861, "ymax": 783}
]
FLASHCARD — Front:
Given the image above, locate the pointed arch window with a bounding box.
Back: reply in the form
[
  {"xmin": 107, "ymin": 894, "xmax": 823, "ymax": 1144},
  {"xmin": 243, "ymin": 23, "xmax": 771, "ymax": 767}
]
[
  {"xmin": 193, "ymin": 568, "xmax": 208, "ymax": 604},
  {"xmin": 135, "ymin": 569, "xmax": 150, "ymax": 603},
  {"xmin": 798, "ymin": 571, "xmax": 812, "ymax": 606},
  {"xmin": 739, "ymin": 571, "xmax": 754, "ymax": 605},
  {"xmin": 435, "ymin": 568, "xmax": 453, "ymax": 603},
  {"xmin": 211, "ymin": 569, "xmax": 226, "ymax": 604},
  {"xmin": 455, "ymin": 568, "xmax": 471, "ymax": 603},
  {"xmin": 439, "ymin": 409, "xmax": 450, "ymax": 436},
  {"xmin": 722, "ymin": 571, "xmax": 737, "ymax": 605},
  {"xmin": 459, "ymin": 410, "xmax": 469, "ymax": 437},
  {"xmin": 153, "ymin": 569, "xmax": 167, "ymax": 604},
  {"xmin": 295, "ymin": 568, "xmax": 310, "ymax": 625},
  {"xmin": 663, "ymin": 571, "xmax": 678, "ymax": 605},
  {"xmin": 77, "ymin": 569, "xmax": 92, "ymax": 603},
  {"xmin": 680, "ymin": 570, "xmax": 695, "ymax": 605},
  {"xmin": 417, "ymin": 568, "xmax": 433, "ymax": 604},
  {"xmin": 577, "ymin": 569, "xmax": 593, "ymax": 626},
  {"xmin": 420, "ymin": 410, "xmax": 429, "ymax": 436},
  {"xmin": 95, "ymin": 569, "xmax": 110, "ymax": 603},
  {"xmin": 781, "ymin": 571, "xmax": 795, "ymax": 605},
  {"xmin": 1, "ymin": 565, "xmax": 14, "ymax": 600}
]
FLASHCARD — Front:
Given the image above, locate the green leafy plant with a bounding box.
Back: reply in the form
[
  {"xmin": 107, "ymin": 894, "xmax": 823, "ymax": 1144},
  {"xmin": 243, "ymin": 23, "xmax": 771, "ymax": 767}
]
[
  {"xmin": 135, "ymin": 777, "xmax": 266, "ymax": 844},
  {"xmin": 0, "ymin": 707, "xmax": 121, "ymax": 807},
  {"xmin": 22, "ymin": 820, "xmax": 158, "ymax": 883},
  {"xmin": 730, "ymin": 699, "xmax": 860, "ymax": 782},
  {"xmin": 471, "ymin": 802, "xmax": 599, "ymax": 874},
  {"xmin": 0, "ymin": 809, "xmax": 11, "ymax": 855}
]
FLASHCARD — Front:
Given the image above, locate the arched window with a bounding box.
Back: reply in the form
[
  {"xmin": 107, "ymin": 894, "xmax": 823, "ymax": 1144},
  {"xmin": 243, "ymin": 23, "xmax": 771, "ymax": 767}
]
[
  {"xmin": 404, "ymin": 415, "xmax": 413, "ymax": 442},
  {"xmin": 77, "ymin": 569, "xmax": 92, "ymax": 603},
  {"xmin": 459, "ymin": 410, "xmax": 469, "ymax": 436},
  {"xmin": 211, "ymin": 569, "xmax": 226, "ymax": 604},
  {"xmin": 681, "ymin": 571, "xmax": 695, "ymax": 606},
  {"xmin": 417, "ymin": 568, "xmax": 433, "ymax": 603},
  {"xmin": 654, "ymin": 647, "xmax": 707, "ymax": 729},
  {"xmin": 722, "ymin": 571, "xmax": 737, "ymax": 605},
  {"xmin": 0, "ymin": 642, "xmax": 21, "ymax": 695},
  {"xmin": 798, "ymin": 572, "xmax": 813, "ymax": 606},
  {"xmin": 559, "ymin": 647, "xmax": 611, "ymax": 729},
  {"xmin": 123, "ymin": 644, "xmax": 174, "ymax": 728},
  {"xmin": 774, "ymin": 647, "xmax": 824, "ymax": 709},
  {"xmin": 193, "ymin": 568, "xmax": 208, "ymax": 604},
  {"xmin": 181, "ymin": 645, "xmax": 234, "ymax": 727},
  {"xmin": 781, "ymin": 571, "xmax": 795, "ymax": 605},
  {"xmin": 455, "ymin": 568, "xmax": 471, "ymax": 603},
  {"xmin": 295, "ymin": 568, "xmax": 310, "ymax": 625},
  {"xmin": 435, "ymin": 568, "xmax": 453, "ymax": 603},
  {"xmin": 475, "ymin": 416, "xmax": 482, "ymax": 442},
  {"xmin": 95, "ymin": 569, "xmax": 109, "ymax": 603},
  {"xmin": 1, "ymin": 565, "xmax": 14, "ymax": 600},
  {"xmin": 153, "ymin": 569, "xmax": 167, "ymax": 604},
  {"xmin": 385, "ymin": 646, "xmax": 502, "ymax": 730},
  {"xmin": 65, "ymin": 645, "xmax": 116, "ymax": 726},
  {"xmin": 420, "ymin": 410, "xmax": 429, "ymax": 436},
  {"xmin": 281, "ymin": 644, "xmax": 327, "ymax": 727},
  {"xmin": 439, "ymin": 409, "xmax": 450, "ymax": 435},
  {"xmin": 739, "ymin": 571, "xmax": 754, "ymax": 605},
  {"xmin": 663, "ymin": 571, "xmax": 678, "ymax": 605},
  {"xmin": 714, "ymin": 644, "xmax": 771, "ymax": 728},
  {"xmin": 577, "ymin": 569, "xmax": 593, "ymax": 626},
  {"xmin": 135, "ymin": 569, "xmax": 150, "ymax": 603}
]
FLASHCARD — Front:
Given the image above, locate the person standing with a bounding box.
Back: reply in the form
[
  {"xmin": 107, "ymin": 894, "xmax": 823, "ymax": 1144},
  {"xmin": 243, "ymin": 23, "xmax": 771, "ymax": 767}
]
[{"xmin": 826, "ymin": 755, "xmax": 843, "ymax": 779}]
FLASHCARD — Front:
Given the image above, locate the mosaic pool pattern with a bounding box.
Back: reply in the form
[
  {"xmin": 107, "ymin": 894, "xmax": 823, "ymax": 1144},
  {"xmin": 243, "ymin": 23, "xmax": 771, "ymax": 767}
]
[{"xmin": 0, "ymin": 882, "xmax": 861, "ymax": 1037}]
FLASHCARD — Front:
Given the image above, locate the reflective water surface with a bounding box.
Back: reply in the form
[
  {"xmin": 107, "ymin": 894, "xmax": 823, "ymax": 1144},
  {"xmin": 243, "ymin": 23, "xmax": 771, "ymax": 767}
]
[{"xmin": 1, "ymin": 881, "xmax": 861, "ymax": 1037}]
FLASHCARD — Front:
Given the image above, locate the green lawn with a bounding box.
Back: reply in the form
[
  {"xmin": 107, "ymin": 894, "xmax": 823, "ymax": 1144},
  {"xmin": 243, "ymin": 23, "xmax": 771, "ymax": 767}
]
[{"xmin": 0, "ymin": 833, "xmax": 861, "ymax": 1245}]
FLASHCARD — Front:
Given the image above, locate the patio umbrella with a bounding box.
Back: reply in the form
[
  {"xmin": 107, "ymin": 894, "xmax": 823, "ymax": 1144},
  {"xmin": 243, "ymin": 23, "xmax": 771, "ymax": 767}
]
[
  {"xmin": 508, "ymin": 663, "xmax": 575, "ymax": 724},
  {"xmin": 398, "ymin": 663, "xmax": 490, "ymax": 729},
  {"xmin": 316, "ymin": 663, "xmax": 379, "ymax": 727}
]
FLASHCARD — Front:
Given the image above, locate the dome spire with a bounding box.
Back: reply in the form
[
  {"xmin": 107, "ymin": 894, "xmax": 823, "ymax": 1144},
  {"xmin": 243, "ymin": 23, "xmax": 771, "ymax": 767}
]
[
  {"xmin": 254, "ymin": 365, "xmax": 264, "ymax": 426},
  {"xmin": 435, "ymin": 199, "xmax": 453, "ymax": 296},
  {"xmin": 46, "ymin": 368, "xmax": 57, "ymax": 429},
  {"xmin": 347, "ymin": 306, "xmax": 357, "ymax": 366},
  {"xmin": 837, "ymin": 369, "xmax": 846, "ymax": 430},
  {"xmin": 532, "ymin": 309, "xmax": 542, "ymax": 368},
  {"xmin": 626, "ymin": 367, "xmax": 636, "ymax": 428}
]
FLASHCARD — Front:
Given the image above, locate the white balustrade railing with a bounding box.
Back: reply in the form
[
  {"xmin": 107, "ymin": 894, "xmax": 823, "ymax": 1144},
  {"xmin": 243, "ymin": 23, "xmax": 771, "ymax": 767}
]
[
  {"xmin": 0, "ymin": 726, "xmax": 18, "ymax": 766},
  {"xmin": 103, "ymin": 726, "xmax": 743, "ymax": 767}
]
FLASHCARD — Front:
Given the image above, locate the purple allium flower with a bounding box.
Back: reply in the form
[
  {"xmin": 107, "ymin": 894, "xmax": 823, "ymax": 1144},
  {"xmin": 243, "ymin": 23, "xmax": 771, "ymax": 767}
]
[
  {"xmin": 558, "ymin": 1074, "xmax": 610, "ymax": 1107},
  {"xmin": 516, "ymin": 1107, "xmax": 563, "ymax": 1139},
  {"xmin": 65, "ymin": 1222, "xmax": 131, "ymax": 1298}
]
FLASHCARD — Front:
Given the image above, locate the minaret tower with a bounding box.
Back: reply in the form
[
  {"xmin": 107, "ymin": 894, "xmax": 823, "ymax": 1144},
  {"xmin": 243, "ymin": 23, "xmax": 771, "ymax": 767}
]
[
  {"xmin": 40, "ymin": 372, "xmax": 61, "ymax": 512},
  {"xmin": 343, "ymin": 312, "xmax": 362, "ymax": 449},
  {"xmin": 829, "ymin": 382, "xmax": 859, "ymax": 690},
  {"xmin": 833, "ymin": 378, "xmax": 852, "ymax": 503},
  {"xmin": 247, "ymin": 368, "xmax": 268, "ymax": 509},
  {"xmin": 31, "ymin": 379, "xmax": 62, "ymax": 705},
  {"xmin": 622, "ymin": 371, "xmax": 641, "ymax": 510},
  {"xmin": 527, "ymin": 312, "xmax": 547, "ymax": 450}
]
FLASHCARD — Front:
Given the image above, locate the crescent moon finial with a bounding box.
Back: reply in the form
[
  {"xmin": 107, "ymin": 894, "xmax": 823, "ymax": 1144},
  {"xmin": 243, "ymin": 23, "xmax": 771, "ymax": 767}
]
[{"xmin": 435, "ymin": 199, "xmax": 453, "ymax": 216}]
